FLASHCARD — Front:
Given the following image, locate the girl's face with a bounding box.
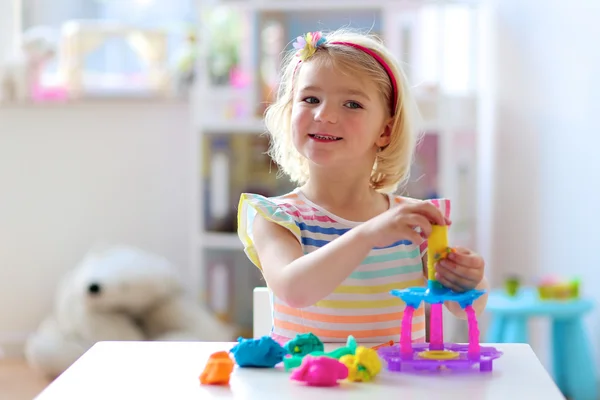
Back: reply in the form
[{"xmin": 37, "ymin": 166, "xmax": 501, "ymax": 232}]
[{"xmin": 291, "ymin": 60, "xmax": 392, "ymax": 173}]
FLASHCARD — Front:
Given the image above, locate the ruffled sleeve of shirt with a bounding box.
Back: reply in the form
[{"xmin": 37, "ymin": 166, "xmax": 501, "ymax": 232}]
[{"xmin": 237, "ymin": 193, "xmax": 302, "ymax": 270}]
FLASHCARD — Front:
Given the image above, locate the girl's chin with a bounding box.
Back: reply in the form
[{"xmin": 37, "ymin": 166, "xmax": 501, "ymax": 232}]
[{"xmin": 304, "ymin": 155, "xmax": 346, "ymax": 169}]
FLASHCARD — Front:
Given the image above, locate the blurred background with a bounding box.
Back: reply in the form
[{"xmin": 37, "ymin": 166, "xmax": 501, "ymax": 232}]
[{"xmin": 0, "ymin": 0, "xmax": 598, "ymax": 397}]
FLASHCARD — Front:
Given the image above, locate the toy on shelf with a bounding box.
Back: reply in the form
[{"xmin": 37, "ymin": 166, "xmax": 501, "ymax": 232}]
[
  {"xmin": 199, "ymin": 351, "xmax": 234, "ymax": 385},
  {"xmin": 59, "ymin": 20, "xmax": 170, "ymax": 99},
  {"xmin": 537, "ymin": 276, "xmax": 580, "ymax": 300},
  {"xmin": 172, "ymin": 26, "xmax": 198, "ymax": 98},
  {"xmin": 229, "ymin": 336, "xmax": 286, "ymax": 368},
  {"xmin": 0, "ymin": 25, "xmax": 61, "ymax": 103},
  {"xmin": 378, "ymin": 218, "xmax": 503, "ymax": 373},
  {"xmin": 505, "ymin": 275, "xmax": 521, "ymax": 297},
  {"xmin": 290, "ymin": 356, "xmax": 349, "ymax": 387}
]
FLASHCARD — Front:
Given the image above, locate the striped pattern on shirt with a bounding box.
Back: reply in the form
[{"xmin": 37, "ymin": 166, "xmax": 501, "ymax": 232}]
[{"xmin": 237, "ymin": 188, "xmax": 451, "ymax": 344}]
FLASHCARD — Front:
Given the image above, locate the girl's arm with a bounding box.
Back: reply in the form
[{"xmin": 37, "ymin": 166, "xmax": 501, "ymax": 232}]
[
  {"xmin": 253, "ymin": 199, "xmax": 446, "ymax": 309},
  {"xmin": 252, "ymin": 214, "xmax": 374, "ymax": 308}
]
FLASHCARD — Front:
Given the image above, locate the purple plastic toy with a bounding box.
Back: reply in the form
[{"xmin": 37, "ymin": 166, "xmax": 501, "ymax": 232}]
[
  {"xmin": 378, "ymin": 343, "xmax": 503, "ymax": 373},
  {"xmin": 378, "ymin": 206, "xmax": 503, "ymax": 374},
  {"xmin": 378, "ymin": 276, "xmax": 504, "ymax": 373}
]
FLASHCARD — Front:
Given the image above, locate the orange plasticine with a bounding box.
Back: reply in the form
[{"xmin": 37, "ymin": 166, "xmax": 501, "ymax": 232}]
[{"xmin": 200, "ymin": 351, "xmax": 235, "ymax": 385}]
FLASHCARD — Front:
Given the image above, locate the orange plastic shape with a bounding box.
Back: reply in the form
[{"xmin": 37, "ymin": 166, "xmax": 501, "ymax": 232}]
[
  {"xmin": 200, "ymin": 351, "xmax": 235, "ymax": 385},
  {"xmin": 371, "ymin": 340, "xmax": 394, "ymax": 350}
]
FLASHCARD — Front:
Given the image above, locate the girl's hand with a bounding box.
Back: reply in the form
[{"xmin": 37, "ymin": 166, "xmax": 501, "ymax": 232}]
[
  {"xmin": 435, "ymin": 246, "xmax": 485, "ymax": 292},
  {"xmin": 359, "ymin": 199, "xmax": 450, "ymax": 248}
]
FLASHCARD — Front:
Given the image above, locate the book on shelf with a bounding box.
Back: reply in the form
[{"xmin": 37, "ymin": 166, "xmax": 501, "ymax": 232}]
[
  {"xmin": 203, "ymin": 248, "xmax": 265, "ymax": 337},
  {"xmin": 403, "ymin": 131, "xmax": 440, "ymax": 200},
  {"xmin": 202, "ymin": 132, "xmax": 295, "ymax": 234}
]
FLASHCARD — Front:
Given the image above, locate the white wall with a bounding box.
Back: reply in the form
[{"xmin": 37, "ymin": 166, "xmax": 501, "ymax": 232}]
[
  {"xmin": 0, "ymin": 0, "xmax": 20, "ymax": 61},
  {"xmin": 21, "ymin": 0, "xmax": 97, "ymax": 29},
  {"xmin": 0, "ymin": 101, "xmax": 194, "ymax": 355},
  {"xmin": 486, "ymin": 0, "xmax": 600, "ymax": 369}
]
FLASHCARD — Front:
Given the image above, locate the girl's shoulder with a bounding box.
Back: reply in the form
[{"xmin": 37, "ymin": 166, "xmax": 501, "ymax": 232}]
[
  {"xmin": 238, "ymin": 189, "xmax": 306, "ymax": 215},
  {"xmin": 237, "ymin": 189, "xmax": 306, "ymax": 270}
]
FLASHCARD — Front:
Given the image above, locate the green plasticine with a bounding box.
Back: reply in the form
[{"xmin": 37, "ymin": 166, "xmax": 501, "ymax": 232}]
[{"xmin": 283, "ymin": 335, "xmax": 357, "ymax": 371}]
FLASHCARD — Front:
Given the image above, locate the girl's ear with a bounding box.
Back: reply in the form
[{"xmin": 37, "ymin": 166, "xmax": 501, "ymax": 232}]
[{"xmin": 375, "ymin": 117, "xmax": 394, "ymax": 148}]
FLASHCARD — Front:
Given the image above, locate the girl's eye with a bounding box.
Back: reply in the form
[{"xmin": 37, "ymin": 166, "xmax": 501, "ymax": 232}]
[
  {"xmin": 345, "ymin": 101, "xmax": 362, "ymax": 109},
  {"xmin": 303, "ymin": 96, "xmax": 319, "ymax": 104}
]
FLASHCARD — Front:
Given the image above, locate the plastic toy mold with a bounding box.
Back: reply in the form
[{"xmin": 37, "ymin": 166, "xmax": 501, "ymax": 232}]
[{"xmin": 390, "ymin": 286, "xmax": 486, "ymax": 309}]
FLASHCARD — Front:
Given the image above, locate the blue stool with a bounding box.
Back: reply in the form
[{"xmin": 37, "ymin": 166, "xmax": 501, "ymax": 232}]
[{"xmin": 486, "ymin": 287, "xmax": 596, "ymax": 400}]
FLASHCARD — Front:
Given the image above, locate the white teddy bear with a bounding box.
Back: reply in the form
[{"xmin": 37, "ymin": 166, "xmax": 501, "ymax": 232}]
[{"xmin": 25, "ymin": 245, "xmax": 234, "ymax": 379}]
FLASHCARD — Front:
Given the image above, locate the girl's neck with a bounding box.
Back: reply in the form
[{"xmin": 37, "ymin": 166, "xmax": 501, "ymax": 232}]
[{"xmin": 299, "ymin": 165, "xmax": 389, "ymax": 222}]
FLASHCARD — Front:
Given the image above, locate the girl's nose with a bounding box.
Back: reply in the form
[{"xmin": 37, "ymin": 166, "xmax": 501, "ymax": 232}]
[{"xmin": 314, "ymin": 103, "xmax": 338, "ymax": 124}]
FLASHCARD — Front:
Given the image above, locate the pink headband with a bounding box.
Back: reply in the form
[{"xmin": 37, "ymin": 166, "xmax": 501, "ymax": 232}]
[{"xmin": 292, "ymin": 31, "xmax": 398, "ymax": 114}]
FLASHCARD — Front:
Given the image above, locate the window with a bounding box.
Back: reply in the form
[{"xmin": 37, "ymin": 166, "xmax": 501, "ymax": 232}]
[
  {"xmin": 416, "ymin": 3, "xmax": 478, "ymax": 95},
  {"xmin": 21, "ymin": 0, "xmax": 197, "ymax": 96}
]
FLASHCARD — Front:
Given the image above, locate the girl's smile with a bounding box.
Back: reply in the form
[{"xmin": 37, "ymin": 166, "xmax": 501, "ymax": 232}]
[{"xmin": 308, "ymin": 133, "xmax": 343, "ymax": 142}]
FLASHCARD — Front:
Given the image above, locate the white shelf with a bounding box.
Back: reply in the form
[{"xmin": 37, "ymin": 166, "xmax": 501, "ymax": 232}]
[
  {"xmin": 200, "ymin": 232, "xmax": 243, "ymax": 250},
  {"xmin": 196, "ymin": 92, "xmax": 477, "ymax": 135},
  {"xmin": 202, "ymin": 0, "xmax": 481, "ymax": 12},
  {"xmin": 203, "ymin": 0, "xmax": 398, "ymax": 11},
  {"xmin": 201, "ymin": 118, "xmax": 266, "ymax": 134},
  {"xmin": 199, "ymin": 118, "xmax": 471, "ymax": 136}
]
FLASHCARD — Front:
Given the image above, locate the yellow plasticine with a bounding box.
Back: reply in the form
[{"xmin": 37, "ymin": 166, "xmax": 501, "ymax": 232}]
[
  {"xmin": 427, "ymin": 225, "xmax": 450, "ymax": 281},
  {"xmin": 339, "ymin": 346, "xmax": 382, "ymax": 382},
  {"xmin": 339, "ymin": 355, "xmax": 360, "ymax": 381}
]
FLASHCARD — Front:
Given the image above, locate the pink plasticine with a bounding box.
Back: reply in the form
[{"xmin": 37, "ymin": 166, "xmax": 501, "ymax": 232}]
[
  {"xmin": 400, "ymin": 305, "xmax": 415, "ymax": 354},
  {"xmin": 430, "ymin": 303, "xmax": 444, "ymax": 350},
  {"xmin": 290, "ymin": 356, "xmax": 348, "ymax": 387},
  {"xmin": 465, "ymin": 305, "xmax": 480, "ymax": 354}
]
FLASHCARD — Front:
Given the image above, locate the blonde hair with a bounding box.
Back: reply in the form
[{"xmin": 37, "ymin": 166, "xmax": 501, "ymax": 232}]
[{"xmin": 264, "ymin": 28, "xmax": 421, "ymax": 194}]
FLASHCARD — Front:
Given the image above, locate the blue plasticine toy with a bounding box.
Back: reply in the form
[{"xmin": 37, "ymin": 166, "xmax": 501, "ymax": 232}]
[{"xmin": 229, "ymin": 336, "xmax": 287, "ymax": 368}]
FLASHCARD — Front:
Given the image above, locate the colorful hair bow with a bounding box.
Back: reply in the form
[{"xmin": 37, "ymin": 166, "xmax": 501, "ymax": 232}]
[
  {"xmin": 290, "ymin": 30, "xmax": 399, "ymax": 113},
  {"xmin": 293, "ymin": 31, "xmax": 326, "ymax": 61}
]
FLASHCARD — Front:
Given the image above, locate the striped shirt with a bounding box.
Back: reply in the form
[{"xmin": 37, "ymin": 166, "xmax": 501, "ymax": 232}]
[{"xmin": 237, "ymin": 188, "xmax": 451, "ymax": 344}]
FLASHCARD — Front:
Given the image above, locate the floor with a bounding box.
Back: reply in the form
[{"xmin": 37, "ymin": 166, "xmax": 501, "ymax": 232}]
[{"xmin": 0, "ymin": 358, "xmax": 50, "ymax": 400}]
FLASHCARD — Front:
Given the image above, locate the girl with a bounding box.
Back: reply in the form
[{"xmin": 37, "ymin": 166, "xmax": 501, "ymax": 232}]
[{"xmin": 237, "ymin": 29, "xmax": 488, "ymax": 344}]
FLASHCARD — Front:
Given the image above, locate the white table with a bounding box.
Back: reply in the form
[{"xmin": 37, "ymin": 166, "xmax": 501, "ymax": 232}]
[{"xmin": 35, "ymin": 341, "xmax": 565, "ymax": 400}]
